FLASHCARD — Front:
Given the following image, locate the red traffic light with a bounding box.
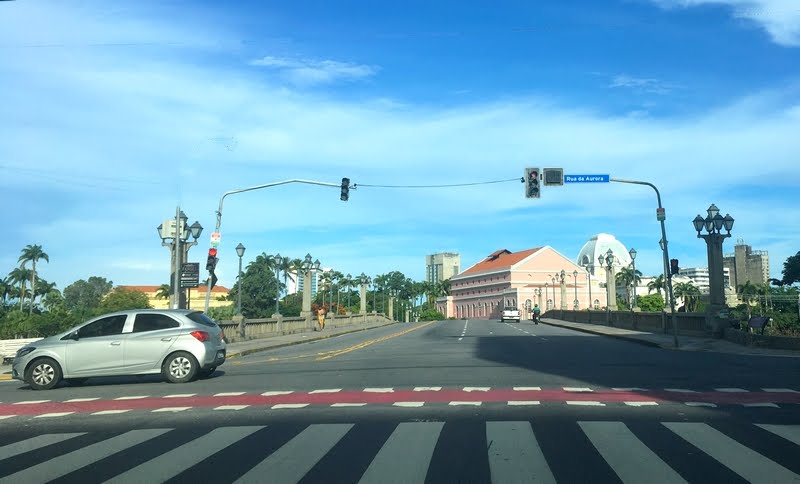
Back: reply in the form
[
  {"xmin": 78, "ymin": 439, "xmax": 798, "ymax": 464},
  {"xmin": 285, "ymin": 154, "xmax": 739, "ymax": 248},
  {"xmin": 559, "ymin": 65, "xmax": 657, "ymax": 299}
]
[{"xmin": 209, "ymin": 248, "xmax": 218, "ymax": 257}]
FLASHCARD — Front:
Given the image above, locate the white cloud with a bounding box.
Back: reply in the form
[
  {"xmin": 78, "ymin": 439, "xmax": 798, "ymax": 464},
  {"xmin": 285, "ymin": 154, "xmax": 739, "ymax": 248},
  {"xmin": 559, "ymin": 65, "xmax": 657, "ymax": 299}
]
[
  {"xmin": 250, "ymin": 55, "xmax": 378, "ymax": 85},
  {"xmin": 651, "ymin": 0, "xmax": 800, "ymax": 46},
  {"xmin": 609, "ymin": 74, "xmax": 675, "ymax": 94}
]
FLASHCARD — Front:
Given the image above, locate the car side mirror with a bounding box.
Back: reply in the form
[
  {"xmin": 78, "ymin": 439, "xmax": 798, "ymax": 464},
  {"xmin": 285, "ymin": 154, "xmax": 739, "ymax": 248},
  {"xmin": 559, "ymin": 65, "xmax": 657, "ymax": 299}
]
[{"xmin": 64, "ymin": 331, "xmax": 79, "ymax": 341}]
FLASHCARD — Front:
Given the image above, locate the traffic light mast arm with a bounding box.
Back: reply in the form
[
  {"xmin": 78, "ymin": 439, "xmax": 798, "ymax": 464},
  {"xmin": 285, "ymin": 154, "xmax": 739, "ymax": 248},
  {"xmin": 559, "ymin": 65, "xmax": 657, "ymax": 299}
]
[
  {"xmin": 203, "ymin": 179, "xmax": 343, "ymax": 313},
  {"xmin": 610, "ymin": 177, "xmax": 678, "ymax": 347}
]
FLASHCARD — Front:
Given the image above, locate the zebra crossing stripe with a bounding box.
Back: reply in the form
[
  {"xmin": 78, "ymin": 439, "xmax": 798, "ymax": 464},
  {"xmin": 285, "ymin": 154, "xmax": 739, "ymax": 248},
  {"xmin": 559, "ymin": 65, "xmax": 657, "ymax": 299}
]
[
  {"xmin": 0, "ymin": 433, "xmax": 85, "ymax": 461},
  {"xmin": 106, "ymin": 426, "xmax": 262, "ymax": 484},
  {"xmin": 664, "ymin": 422, "xmax": 800, "ymax": 483},
  {"xmin": 756, "ymin": 424, "xmax": 800, "ymax": 446},
  {"xmin": 0, "ymin": 428, "xmax": 169, "ymax": 484},
  {"xmin": 580, "ymin": 422, "xmax": 687, "ymax": 484},
  {"xmin": 235, "ymin": 424, "xmax": 352, "ymax": 484},
  {"xmin": 487, "ymin": 421, "xmax": 555, "ymax": 484},
  {"xmin": 359, "ymin": 422, "xmax": 444, "ymax": 484}
]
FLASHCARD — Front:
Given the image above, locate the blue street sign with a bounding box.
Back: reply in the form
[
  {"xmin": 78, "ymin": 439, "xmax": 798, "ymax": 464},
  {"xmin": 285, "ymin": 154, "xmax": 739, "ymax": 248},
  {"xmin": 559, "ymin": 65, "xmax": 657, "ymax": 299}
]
[{"xmin": 564, "ymin": 174, "xmax": 610, "ymax": 183}]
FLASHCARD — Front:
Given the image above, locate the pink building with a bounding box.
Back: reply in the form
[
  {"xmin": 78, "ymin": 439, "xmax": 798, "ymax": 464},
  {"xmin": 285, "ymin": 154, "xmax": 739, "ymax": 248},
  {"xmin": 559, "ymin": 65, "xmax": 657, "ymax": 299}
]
[{"xmin": 437, "ymin": 246, "xmax": 591, "ymax": 319}]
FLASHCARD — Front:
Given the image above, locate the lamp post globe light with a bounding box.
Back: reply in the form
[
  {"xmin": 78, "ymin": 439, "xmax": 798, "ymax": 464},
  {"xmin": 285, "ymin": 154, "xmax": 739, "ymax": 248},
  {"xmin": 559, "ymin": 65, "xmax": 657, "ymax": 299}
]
[
  {"xmin": 694, "ymin": 204, "xmax": 734, "ymax": 328},
  {"xmin": 599, "ymin": 249, "xmax": 618, "ymax": 323},
  {"xmin": 573, "ymin": 269, "xmax": 579, "ymax": 310},
  {"xmin": 235, "ymin": 243, "xmax": 246, "ymax": 316},
  {"xmin": 157, "ymin": 209, "xmax": 203, "ymax": 310},
  {"xmin": 629, "ymin": 247, "xmax": 638, "ymax": 310}
]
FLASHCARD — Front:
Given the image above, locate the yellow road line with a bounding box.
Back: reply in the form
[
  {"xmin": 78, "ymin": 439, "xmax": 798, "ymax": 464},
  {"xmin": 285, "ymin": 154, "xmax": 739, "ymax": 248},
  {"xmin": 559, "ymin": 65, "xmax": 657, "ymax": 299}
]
[
  {"xmin": 316, "ymin": 321, "xmax": 437, "ymax": 361},
  {"xmin": 0, "ymin": 375, "xmax": 12, "ymax": 381}
]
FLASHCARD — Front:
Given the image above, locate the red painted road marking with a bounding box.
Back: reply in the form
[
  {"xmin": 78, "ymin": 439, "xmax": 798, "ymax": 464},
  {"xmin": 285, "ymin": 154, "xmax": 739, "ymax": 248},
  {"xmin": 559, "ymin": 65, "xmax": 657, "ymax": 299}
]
[{"xmin": 0, "ymin": 389, "xmax": 798, "ymax": 416}]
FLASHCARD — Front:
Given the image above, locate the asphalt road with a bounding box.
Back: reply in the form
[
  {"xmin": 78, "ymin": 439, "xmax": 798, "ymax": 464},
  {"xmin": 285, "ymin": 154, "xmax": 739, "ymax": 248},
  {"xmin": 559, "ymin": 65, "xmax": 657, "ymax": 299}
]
[{"xmin": 1, "ymin": 319, "xmax": 799, "ymax": 483}]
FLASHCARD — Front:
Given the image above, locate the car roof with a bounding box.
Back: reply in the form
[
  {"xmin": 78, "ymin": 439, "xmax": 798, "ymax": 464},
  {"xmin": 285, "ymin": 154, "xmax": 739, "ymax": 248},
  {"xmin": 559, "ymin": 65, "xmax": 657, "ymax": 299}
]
[{"xmin": 99, "ymin": 309, "xmax": 199, "ymax": 317}]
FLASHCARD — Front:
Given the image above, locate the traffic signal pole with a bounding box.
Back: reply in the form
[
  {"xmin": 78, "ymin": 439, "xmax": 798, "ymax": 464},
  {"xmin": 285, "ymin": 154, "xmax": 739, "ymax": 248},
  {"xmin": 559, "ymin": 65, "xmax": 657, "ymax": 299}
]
[
  {"xmin": 610, "ymin": 178, "xmax": 679, "ymax": 348},
  {"xmin": 203, "ymin": 179, "xmax": 345, "ymax": 313}
]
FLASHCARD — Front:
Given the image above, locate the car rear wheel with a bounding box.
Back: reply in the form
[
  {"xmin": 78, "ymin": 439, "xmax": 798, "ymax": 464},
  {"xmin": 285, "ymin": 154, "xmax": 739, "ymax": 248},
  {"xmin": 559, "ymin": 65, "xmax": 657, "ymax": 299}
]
[
  {"xmin": 163, "ymin": 352, "xmax": 199, "ymax": 384},
  {"xmin": 26, "ymin": 357, "xmax": 62, "ymax": 390}
]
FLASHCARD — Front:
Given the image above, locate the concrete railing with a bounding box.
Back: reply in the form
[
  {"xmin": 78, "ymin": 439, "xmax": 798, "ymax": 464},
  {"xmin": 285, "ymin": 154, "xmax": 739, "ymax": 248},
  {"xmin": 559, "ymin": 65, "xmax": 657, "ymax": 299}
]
[
  {"xmin": 544, "ymin": 310, "xmax": 709, "ymax": 337},
  {"xmin": 218, "ymin": 313, "xmax": 393, "ymax": 343},
  {"xmin": 1, "ymin": 337, "xmax": 42, "ymax": 364}
]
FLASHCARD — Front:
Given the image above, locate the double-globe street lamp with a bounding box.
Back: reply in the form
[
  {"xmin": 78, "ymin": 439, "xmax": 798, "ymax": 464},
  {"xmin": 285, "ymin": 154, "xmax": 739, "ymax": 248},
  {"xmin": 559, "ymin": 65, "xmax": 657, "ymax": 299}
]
[
  {"xmin": 693, "ymin": 204, "xmax": 735, "ymax": 324},
  {"xmin": 157, "ymin": 209, "xmax": 203, "ymax": 309}
]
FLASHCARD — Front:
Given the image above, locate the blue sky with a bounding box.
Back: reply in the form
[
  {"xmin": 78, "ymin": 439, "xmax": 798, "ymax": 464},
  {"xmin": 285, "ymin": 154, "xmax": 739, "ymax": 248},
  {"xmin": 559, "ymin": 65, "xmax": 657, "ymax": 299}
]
[{"xmin": 1, "ymin": 0, "xmax": 799, "ymax": 290}]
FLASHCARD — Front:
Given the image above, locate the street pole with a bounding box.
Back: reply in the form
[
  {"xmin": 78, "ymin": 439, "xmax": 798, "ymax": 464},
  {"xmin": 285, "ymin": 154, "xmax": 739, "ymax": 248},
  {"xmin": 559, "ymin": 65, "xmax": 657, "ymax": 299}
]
[
  {"xmin": 611, "ymin": 178, "xmax": 678, "ymax": 348},
  {"xmin": 587, "ymin": 267, "xmax": 593, "ymax": 310},
  {"xmin": 203, "ymin": 179, "xmax": 342, "ymax": 313},
  {"xmin": 236, "ymin": 254, "xmax": 243, "ymax": 315},
  {"xmin": 560, "ymin": 270, "xmax": 567, "ymax": 310},
  {"xmin": 173, "ymin": 206, "xmax": 182, "ymax": 310},
  {"xmin": 573, "ymin": 270, "xmax": 579, "ymax": 310}
]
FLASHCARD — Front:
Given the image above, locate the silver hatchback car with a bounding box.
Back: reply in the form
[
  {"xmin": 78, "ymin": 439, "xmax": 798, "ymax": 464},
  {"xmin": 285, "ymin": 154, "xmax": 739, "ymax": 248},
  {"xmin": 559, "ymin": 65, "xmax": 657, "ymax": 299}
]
[{"xmin": 12, "ymin": 309, "xmax": 226, "ymax": 390}]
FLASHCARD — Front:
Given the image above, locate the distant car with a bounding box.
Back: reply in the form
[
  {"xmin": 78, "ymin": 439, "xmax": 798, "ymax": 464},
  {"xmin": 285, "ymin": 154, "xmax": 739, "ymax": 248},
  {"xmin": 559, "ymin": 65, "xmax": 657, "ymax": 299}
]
[
  {"xmin": 500, "ymin": 306, "xmax": 521, "ymax": 323},
  {"xmin": 12, "ymin": 309, "xmax": 226, "ymax": 390}
]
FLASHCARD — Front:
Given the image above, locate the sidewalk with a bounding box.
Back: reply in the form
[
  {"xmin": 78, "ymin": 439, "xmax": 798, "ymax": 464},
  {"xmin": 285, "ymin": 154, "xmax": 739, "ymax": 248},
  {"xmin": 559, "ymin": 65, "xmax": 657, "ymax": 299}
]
[
  {"xmin": 542, "ymin": 318, "xmax": 800, "ymax": 357},
  {"xmin": 224, "ymin": 319, "xmax": 400, "ymax": 359}
]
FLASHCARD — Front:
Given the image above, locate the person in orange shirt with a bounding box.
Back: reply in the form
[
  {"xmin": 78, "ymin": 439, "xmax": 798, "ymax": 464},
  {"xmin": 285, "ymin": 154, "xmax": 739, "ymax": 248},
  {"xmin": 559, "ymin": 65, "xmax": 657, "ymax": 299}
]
[{"xmin": 317, "ymin": 306, "xmax": 327, "ymax": 331}]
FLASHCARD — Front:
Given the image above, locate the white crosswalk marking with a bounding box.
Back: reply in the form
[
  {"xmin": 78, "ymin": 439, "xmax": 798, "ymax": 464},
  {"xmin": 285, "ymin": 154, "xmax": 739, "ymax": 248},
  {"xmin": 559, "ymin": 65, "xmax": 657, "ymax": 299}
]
[
  {"xmin": 487, "ymin": 421, "xmax": 555, "ymax": 484},
  {"xmin": 359, "ymin": 421, "xmax": 444, "ymax": 484},
  {"xmin": 756, "ymin": 424, "xmax": 800, "ymax": 446},
  {"xmin": 664, "ymin": 422, "xmax": 800, "ymax": 483},
  {"xmin": 580, "ymin": 422, "xmax": 687, "ymax": 484},
  {"xmin": 0, "ymin": 433, "xmax": 85, "ymax": 461},
  {"xmin": 0, "ymin": 429, "xmax": 169, "ymax": 484},
  {"xmin": 236, "ymin": 424, "xmax": 352, "ymax": 484},
  {"xmin": 107, "ymin": 426, "xmax": 262, "ymax": 484}
]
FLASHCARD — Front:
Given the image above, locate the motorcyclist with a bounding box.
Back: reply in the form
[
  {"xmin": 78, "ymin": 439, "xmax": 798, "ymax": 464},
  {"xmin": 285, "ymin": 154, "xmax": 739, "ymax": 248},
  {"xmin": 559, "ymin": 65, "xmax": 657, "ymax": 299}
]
[{"xmin": 532, "ymin": 303, "xmax": 541, "ymax": 324}]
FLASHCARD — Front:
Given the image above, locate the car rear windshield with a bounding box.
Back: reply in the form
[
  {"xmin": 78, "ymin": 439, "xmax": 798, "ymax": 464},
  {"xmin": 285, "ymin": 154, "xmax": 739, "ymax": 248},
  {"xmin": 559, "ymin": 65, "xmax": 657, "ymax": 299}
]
[
  {"xmin": 504, "ymin": 307, "xmax": 518, "ymax": 311},
  {"xmin": 185, "ymin": 311, "xmax": 218, "ymax": 327}
]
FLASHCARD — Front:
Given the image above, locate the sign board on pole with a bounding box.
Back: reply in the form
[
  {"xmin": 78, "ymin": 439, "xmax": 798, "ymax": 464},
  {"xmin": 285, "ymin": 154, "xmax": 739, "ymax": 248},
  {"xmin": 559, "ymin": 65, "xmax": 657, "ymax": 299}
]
[
  {"xmin": 656, "ymin": 207, "xmax": 666, "ymax": 221},
  {"xmin": 210, "ymin": 232, "xmax": 221, "ymax": 248},
  {"xmin": 564, "ymin": 175, "xmax": 610, "ymax": 183},
  {"xmin": 180, "ymin": 262, "xmax": 200, "ymax": 288}
]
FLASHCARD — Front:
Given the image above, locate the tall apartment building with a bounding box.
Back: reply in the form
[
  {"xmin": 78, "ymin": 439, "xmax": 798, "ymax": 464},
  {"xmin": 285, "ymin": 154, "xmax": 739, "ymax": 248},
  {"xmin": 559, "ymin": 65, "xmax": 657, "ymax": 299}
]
[
  {"xmin": 426, "ymin": 252, "xmax": 461, "ymax": 284},
  {"xmin": 290, "ymin": 270, "xmax": 319, "ymax": 297},
  {"xmin": 678, "ymin": 267, "xmax": 731, "ymax": 293},
  {"xmin": 723, "ymin": 240, "xmax": 770, "ymax": 290}
]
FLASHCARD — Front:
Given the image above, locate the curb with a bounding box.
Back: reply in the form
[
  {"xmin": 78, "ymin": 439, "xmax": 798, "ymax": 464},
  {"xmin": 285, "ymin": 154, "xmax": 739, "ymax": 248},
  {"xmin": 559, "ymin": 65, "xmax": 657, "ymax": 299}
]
[
  {"xmin": 541, "ymin": 320, "xmax": 664, "ymax": 349},
  {"xmin": 226, "ymin": 321, "xmax": 400, "ymax": 359}
]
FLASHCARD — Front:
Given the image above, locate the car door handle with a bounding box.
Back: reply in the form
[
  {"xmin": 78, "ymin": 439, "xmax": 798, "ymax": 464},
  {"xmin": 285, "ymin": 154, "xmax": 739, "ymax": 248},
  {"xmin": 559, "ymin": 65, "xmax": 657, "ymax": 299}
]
[
  {"xmin": 161, "ymin": 337, "xmax": 172, "ymax": 342},
  {"xmin": 110, "ymin": 341, "xmax": 122, "ymax": 346}
]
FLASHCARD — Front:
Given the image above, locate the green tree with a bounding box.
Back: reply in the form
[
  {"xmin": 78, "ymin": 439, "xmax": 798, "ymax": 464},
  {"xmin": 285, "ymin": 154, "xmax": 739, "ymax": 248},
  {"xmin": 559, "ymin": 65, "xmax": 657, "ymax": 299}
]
[
  {"xmin": 99, "ymin": 287, "xmax": 151, "ymax": 312},
  {"xmin": 637, "ymin": 293, "xmax": 665, "ymax": 312},
  {"xmin": 646, "ymin": 274, "xmax": 665, "ymax": 298},
  {"xmin": 781, "ymin": 251, "xmax": 800, "ymax": 286},
  {"xmin": 737, "ymin": 281, "xmax": 758, "ymax": 318},
  {"xmin": 18, "ymin": 244, "xmax": 49, "ymax": 314},
  {"xmin": 8, "ymin": 267, "xmax": 32, "ymax": 310},
  {"xmin": 235, "ymin": 255, "xmax": 280, "ymax": 318},
  {"xmin": 63, "ymin": 276, "xmax": 114, "ymax": 317},
  {"xmin": 616, "ymin": 266, "xmax": 642, "ymax": 307},
  {"xmin": 155, "ymin": 284, "xmax": 171, "ymax": 301},
  {"xmin": 207, "ymin": 304, "xmax": 236, "ymax": 321},
  {"xmin": 673, "ymin": 281, "xmax": 701, "ymax": 312},
  {"xmin": 0, "ymin": 277, "xmax": 12, "ymax": 304}
]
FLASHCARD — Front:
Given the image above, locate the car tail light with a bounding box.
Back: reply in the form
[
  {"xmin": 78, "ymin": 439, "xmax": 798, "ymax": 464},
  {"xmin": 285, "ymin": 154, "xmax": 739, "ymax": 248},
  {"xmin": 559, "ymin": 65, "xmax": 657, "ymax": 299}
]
[{"xmin": 190, "ymin": 331, "xmax": 210, "ymax": 342}]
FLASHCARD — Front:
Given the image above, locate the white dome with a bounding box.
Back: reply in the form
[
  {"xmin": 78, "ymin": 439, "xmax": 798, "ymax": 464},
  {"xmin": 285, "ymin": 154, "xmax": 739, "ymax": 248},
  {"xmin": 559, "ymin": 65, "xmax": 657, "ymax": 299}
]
[{"xmin": 576, "ymin": 233, "xmax": 632, "ymax": 275}]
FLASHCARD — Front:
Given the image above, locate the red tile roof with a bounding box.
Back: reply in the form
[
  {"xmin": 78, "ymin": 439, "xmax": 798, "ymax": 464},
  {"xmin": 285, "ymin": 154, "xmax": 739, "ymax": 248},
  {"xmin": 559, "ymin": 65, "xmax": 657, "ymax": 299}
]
[
  {"xmin": 460, "ymin": 247, "xmax": 542, "ymax": 275},
  {"xmin": 118, "ymin": 285, "xmax": 230, "ymax": 294}
]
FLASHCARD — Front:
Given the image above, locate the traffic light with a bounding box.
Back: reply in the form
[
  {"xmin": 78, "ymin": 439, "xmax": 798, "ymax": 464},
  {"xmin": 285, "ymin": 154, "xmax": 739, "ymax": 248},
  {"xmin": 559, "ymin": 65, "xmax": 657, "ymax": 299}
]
[
  {"xmin": 206, "ymin": 248, "xmax": 218, "ymax": 272},
  {"xmin": 670, "ymin": 259, "xmax": 680, "ymax": 275},
  {"xmin": 524, "ymin": 167, "xmax": 540, "ymax": 199},
  {"xmin": 340, "ymin": 177, "xmax": 350, "ymax": 201}
]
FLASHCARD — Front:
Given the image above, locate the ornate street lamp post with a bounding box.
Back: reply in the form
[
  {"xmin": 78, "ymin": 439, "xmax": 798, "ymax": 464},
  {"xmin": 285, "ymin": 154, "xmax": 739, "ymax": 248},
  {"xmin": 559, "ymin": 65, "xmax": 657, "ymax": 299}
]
[
  {"xmin": 559, "ymin": 269, "xmax": 567, "ymax": 310},
  {"xmin": 157, "ymin": 211, "xmax": 202, "ymax": 309},
  {"xmin": 573, "ymin": 269, "xmax": 579, "ymax": 310},
  {"xmin": 586, "ymin": 264, "xmax": 593, "ymax": 310},
  {"xmin": 693, "ymin": 204, "xmax": 734, "ymax": 332},
  {"xmin": 235, "ymin": 243, "xmax": 246, "ymax": 316},
  {"xmin": 599, "ymin": 250, "xmax": 617, "ymax": 324}
]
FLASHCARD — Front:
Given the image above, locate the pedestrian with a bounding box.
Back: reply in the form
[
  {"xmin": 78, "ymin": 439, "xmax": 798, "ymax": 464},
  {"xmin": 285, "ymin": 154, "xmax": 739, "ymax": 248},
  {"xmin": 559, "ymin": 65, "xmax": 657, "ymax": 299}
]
[{"xmin": 317, "ymin": 306, "xmax": 327, "ymax": 331}]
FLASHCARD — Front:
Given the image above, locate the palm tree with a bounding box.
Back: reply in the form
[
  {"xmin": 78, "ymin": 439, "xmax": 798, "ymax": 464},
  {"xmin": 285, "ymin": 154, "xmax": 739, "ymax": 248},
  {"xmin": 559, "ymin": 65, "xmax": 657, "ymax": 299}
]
[
  {"xmin": 342, "ymin": 273, "xmax": 355, "ymax": 310},
  {"xmin": 737, "ymin": 281, "xmax": 758, "ymax": 318},
  {"xmin": 19, "ymin": 244, "xmax": 49, "ymax": 314},
  {"xmin": 617, "ymin": 267, "xmax": 642, "ymax": 307},
  {"xmin": 279, "ymin": 257, "xmax": 296, "ymax": 301},
  {"xmin": 0, "ymin": 277, "xmax": 11, "ymax": 304},
  {"xmin": 155, "ymin": 284, "xmax": 171, "ymax": 301},
  {"xmin": 647, "ymin": 274, "xmax": 665, "ymax": 298},
  {"xmin": 673, "ymin": 281, "xmax": 701, "ymax": 312},
  {"xmin": 8, "ymin": 267, "xmax": 32, "ymax": 309}
]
